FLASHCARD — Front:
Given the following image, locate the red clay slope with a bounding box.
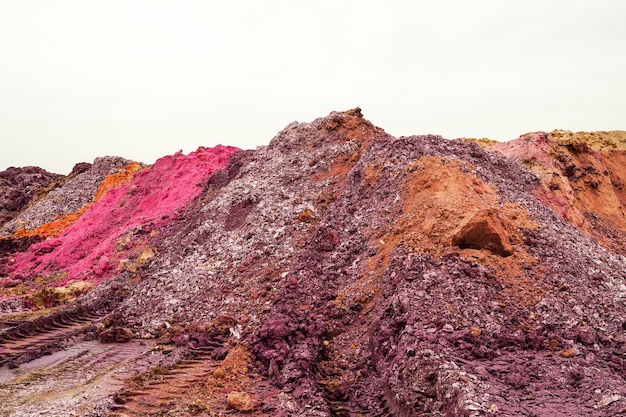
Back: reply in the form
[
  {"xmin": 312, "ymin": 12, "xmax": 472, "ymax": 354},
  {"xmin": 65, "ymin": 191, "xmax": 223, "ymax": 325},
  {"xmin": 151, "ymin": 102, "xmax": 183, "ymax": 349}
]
[
  {"xmin": 8, "ymin": 145, "xmax": 239, "ymax": 288},
  {"xmin": 489, "ymin": 130, "xmax": 626, "ymax": 253}
]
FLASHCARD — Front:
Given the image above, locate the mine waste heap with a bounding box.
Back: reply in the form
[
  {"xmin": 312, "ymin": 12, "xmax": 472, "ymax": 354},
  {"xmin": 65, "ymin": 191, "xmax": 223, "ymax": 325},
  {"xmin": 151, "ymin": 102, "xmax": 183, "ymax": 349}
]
[{"xmin": 1, "ymin": 108, "xmax": 626, "ymax": 416}]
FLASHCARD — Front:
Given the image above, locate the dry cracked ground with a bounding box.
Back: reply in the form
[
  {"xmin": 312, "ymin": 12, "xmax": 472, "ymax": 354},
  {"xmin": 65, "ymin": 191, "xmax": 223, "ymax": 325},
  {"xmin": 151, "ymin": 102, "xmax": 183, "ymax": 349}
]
[{"xmin": 1, "ymin": 109, "xmax": 626, "ymax": 416}]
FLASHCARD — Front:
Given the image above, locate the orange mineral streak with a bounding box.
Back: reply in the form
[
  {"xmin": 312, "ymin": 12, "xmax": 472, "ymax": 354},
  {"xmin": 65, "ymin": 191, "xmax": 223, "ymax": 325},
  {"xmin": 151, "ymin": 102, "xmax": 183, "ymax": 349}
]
[
  {"xmin": 119, "ymin": 344, "xmax": 275, "ymax": 415},
  {"xmin": 13, "ymin": 207, "xmax": 88, "ymax": 239},
  {"xmin": 11, "ymin": 162, "xmax": 143, "ymax": 240},
  {"xmin": 312, "ymin": 110, "xmax": 380, "ymax": 182},
  {"xmin": 311, "ymin": 110, "xmax": 383, "ymax": 213},
  {"xmin": 490, "ymin": 131, "xmax": 626, "ymax": 253},
  {"xmin": 354, "ymin": 156, "xmax": 542, "ymax": 313},
  {"xmin": 93, "ymin": 161, "xmax": 144, "ymax": 201},
  {"xmin": 315, "ymin": 107, "xmax": 377, "ymax": 148}
]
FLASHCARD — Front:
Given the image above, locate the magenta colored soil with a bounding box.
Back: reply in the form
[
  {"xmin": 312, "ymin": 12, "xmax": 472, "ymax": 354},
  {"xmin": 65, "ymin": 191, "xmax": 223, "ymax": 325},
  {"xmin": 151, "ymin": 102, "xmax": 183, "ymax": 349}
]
[{"xmin": 10, "ymin": 145, "xmax": 239, "ymax": 285}]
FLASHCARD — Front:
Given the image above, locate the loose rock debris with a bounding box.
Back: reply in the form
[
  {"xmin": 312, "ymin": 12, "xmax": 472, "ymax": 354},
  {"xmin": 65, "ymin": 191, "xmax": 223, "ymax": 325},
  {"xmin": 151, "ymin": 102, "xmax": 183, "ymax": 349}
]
[{"xmin": 1, "ymin": 109, "xmax": 626, "ymax": 416}]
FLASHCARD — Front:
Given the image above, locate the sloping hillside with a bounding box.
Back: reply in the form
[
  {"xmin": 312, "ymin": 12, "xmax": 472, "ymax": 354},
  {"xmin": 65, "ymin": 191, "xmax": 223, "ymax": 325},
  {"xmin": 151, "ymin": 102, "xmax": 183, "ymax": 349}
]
[
  {"xmin": 1, "ymin": 109, "xmax": 625, "ymax": 416},
  {"xmin": 489, "ymin": 130, "xmax": 626, "ymax": 254}
]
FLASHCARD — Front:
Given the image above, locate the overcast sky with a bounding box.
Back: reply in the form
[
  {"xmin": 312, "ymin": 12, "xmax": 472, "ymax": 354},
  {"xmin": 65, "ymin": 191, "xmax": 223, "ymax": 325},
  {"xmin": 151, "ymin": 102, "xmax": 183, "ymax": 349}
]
[{"xmin": 1, "ymin": 1, "xmax": 624, "ymax": 174}]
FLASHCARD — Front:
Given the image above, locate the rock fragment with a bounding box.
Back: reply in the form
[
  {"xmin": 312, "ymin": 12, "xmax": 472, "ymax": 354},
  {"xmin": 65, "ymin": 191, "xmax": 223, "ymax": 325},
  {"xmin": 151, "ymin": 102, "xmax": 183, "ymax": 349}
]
[
  {"xmin": 226, "ymin": 391, "xmax": 254, "ymax": 412},
  {"xmin": 451, "ymin": 209, "xmax": 513, "ymax": 256},
  {"xmin": 98, "ymin": 327, "xmax": 134, "ymax": 343}
]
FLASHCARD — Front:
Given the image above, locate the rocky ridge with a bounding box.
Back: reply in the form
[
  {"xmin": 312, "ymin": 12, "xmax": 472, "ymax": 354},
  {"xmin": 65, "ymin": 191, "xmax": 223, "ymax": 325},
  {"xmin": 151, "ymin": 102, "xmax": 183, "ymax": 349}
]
[
  {"xmin": 0, "ymin": 109, "xmax": 625, "ymax": 416},
  {"xmin": 1, "ymin": 156, "xmax": 134, "ymax": 236},
  {"xmin": 0, "ymin": 166, "xmax": 63, "ymax": 229}
]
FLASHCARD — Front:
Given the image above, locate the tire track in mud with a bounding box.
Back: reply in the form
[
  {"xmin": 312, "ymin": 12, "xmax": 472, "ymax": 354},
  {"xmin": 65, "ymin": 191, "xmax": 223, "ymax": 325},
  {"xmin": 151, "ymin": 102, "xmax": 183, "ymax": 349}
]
[
  {"xmin": 108, "ymin": 334, "xmax": 229, "ymax": 417},
  {"xmin": 0, "ymin": 339, "xmax": 156, "ymax": 417},
  {"xmin": 109, "ymin": 351, "xmax": 221, "ymax": 416},
  {"xmin": 0, "ymin": 307, "xmax": 160, "ymax": 417},
  {"xmin": 0, "ymin": 308, "xmax": 102, "ymax": 369}
]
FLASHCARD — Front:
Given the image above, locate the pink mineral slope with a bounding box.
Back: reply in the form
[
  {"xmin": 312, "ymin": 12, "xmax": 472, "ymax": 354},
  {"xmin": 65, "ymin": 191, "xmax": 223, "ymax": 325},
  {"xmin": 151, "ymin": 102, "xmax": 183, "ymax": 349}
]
[{"xmin": 10, "ymin": 145, "xmax": 239, "ymax": 286}]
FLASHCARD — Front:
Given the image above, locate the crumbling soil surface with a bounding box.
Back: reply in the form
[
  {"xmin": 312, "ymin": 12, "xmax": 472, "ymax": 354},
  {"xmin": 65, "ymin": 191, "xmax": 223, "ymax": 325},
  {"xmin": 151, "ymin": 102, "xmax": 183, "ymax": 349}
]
[
  {"xmin": 489, "ymin": 131, "xmax": 626, "ymax": 254},
  {"xmin": 0, "ymin": 166, "xmax": 63, "ymax": 229},
  {"xmin": 1, "ymin": 109, "xmax": 626, "ymax": 416},
  {"xmin": 0, "ymin": 156, "xmax": 133, "ymax": 237}
]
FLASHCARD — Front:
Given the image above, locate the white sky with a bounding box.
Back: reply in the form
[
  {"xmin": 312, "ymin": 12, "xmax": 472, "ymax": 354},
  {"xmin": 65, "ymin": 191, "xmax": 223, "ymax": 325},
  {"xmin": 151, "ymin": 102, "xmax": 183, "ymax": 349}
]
[{"xmin": 1, "ymin": 1, "xmax": 625, "ymax": 174}]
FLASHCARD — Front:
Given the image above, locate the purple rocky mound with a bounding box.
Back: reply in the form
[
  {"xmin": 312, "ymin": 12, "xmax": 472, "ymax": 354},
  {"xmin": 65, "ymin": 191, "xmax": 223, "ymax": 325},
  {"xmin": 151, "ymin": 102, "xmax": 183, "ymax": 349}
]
[{"xmin": 0, "ymin": 109, "xmax": 625, "ymax": 416}]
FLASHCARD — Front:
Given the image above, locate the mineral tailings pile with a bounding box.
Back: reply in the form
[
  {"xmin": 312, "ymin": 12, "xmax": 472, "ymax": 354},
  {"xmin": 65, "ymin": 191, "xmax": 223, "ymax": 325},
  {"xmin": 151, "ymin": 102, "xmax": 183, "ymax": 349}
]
[
  {"xmin": 1, "ymin": 146, "xmax": 237, "ymax": 307},
  {"xmin": 0, "ymin": 165, "xmax": 64, "ymax": 265},
  {"xmin": 0, "ymin": 110, "xmax": 625, "ymax": 417},
  {"xmin": 489, "ymin": 130, "xmax": 626, "ymax": 254},
  {"xmin": 1, "ymin": 156, "xmax": 133, "ymax": 237},
  {"xmin": 0, "ymin": 166, "xmax": 64, "ymax": 228}
]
